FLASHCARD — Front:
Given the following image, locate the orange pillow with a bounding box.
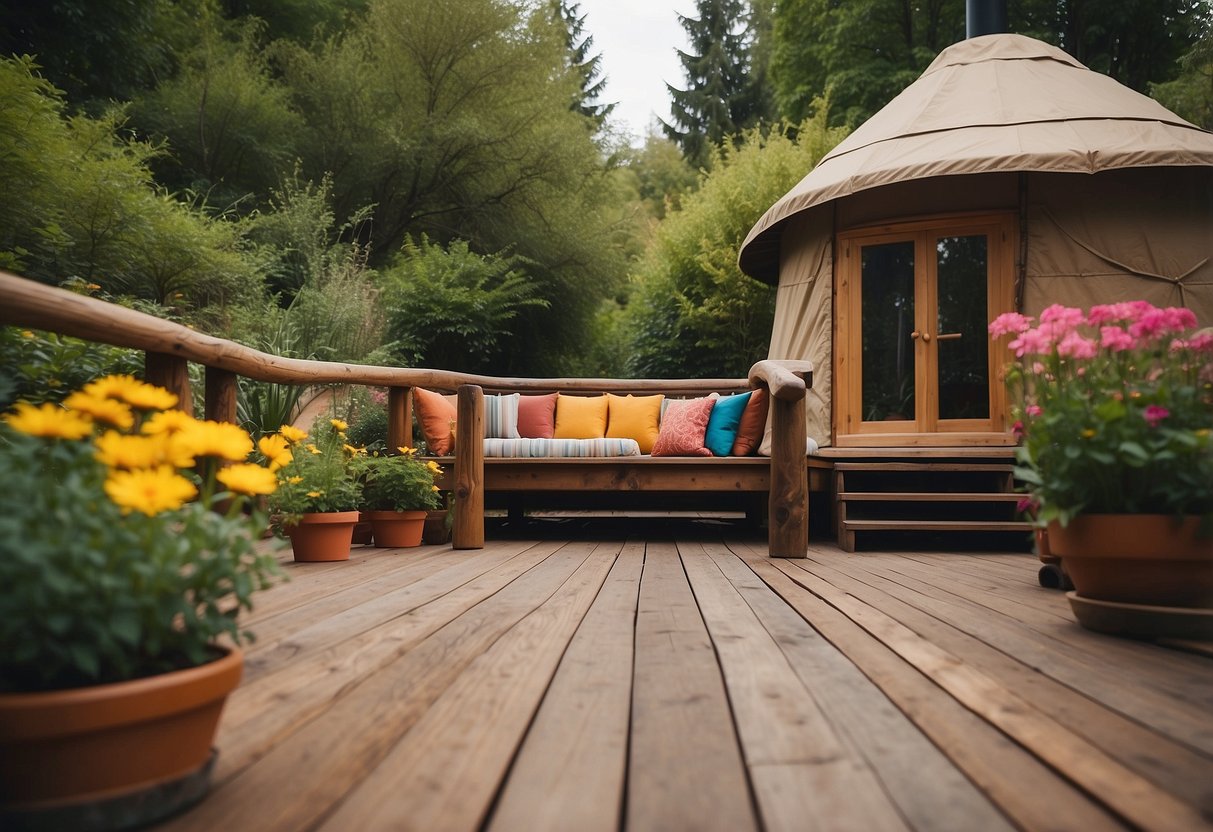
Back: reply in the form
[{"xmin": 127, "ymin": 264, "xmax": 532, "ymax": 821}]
[
  {"xmin": 554, "ymin": 394, "xmax": 608, "ymax": 439},
  {"xmin": 413, "ymin": 387, "xmax": 457, "ymax": 455},
  {"xmin": 731, "ymin": 388, "xmax": 769, "ymax": 456},
  {"xmin": 605, "ymin": 393, "xmax": 664, "ymax": 453}
]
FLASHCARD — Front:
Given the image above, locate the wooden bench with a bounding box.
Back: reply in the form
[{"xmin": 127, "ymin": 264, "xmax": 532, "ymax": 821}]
[{"xmin": 419, "ymin": 360, "xmax": 812, "ymax": 558}]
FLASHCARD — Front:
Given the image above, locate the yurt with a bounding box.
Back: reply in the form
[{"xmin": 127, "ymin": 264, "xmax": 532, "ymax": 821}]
[{"xmin": 740, "ymin": 33, "xmax": 1213, "ymax": 452}]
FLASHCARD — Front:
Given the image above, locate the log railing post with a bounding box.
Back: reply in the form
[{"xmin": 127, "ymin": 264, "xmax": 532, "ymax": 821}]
[
  {"xmin": 452, "ymin": 384, "xmax": 484, "ymax": 550},
  {"xmin": 388, "ymin": 386, "xmax": 413, "ymax": 451},
  {"xmin": 146, "ymin": 352, "xmax": 193, "ymax": 416},
  {"xmin": 205, "ymin": 367, "xmax": 238, "ymax": 424},
  {"xmin": 748, "ymin": 359, "xmax": 813, "ymax": 559}
]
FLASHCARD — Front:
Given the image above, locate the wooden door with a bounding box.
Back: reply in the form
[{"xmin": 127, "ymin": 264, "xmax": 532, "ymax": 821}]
[{"xmin": 835, "ymin": 214, "xmax": 1016, "ymax": 447}]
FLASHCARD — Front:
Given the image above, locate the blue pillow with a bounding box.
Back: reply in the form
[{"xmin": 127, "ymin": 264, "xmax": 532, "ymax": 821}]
[{"xmin": 703, "ymin": 392, "xmax": 752, "ymax": 457}]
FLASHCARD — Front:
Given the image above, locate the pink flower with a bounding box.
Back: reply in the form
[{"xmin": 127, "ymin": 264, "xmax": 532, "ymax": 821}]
[
  {"xmin": 1025, "ymin": 404, "xmax": 1042, "ymax": 417},
  {"xmin": 1011, "ymin": 420, "xmax": 1025, "ymax": 439},
  {"xmin": 1143, "ymin": 405, "xmax": 1169, "ymax": 428},
  {"xmin": 1100, "ymin": 326, "xmax": 1135, "ymax": 352},
  {"xmin": 1039, "ymin": 304, "xmax": 1086, "ymax": 328},
  {"xmin": 988, "ymin": 312, "xmax": 1034, "ymax": 338},
  {"xmin": 1009, "ymin": 327, "xmax": 1057, "ymax": 357},
  {"xmin": 1128, "ymin": 307, "xmax": 1192, "ymax": 341},
  {"xmin": 1087, "ymin": 301, "xmax": 1154, "ymax": 325},
  {"xmin": 1016, "ymin": 496, "xmax": 1039, "ymax": 515},
  {"xmin": 1057, "ymin": 330, "xmax": 1097, "ymax": 359}
]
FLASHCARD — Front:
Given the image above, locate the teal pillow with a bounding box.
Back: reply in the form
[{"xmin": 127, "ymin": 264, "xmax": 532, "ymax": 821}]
[{"xmin": 703, "ymin": 392, "xmax": 751, "ymax": 457}]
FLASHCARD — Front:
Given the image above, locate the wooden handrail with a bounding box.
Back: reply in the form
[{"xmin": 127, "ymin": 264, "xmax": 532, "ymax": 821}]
[{"xmin": 1, "ymin": 271, "xmax": 813, "ymax": 558}]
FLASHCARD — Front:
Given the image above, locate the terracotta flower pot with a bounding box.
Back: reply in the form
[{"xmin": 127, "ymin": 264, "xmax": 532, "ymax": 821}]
[
  {"xmin": 1047, "ymin": 514, "xmax": 1213, "ymax": 608},
  {"xmin": 0, "ymin": 647, "xmax": 243, "ymax": 828},
  {"xmin": 367, "ymin": 510, "xmax": 426, "ymax": 548},
  {"xmin": 423, "ymin": 509, "xmax": 452, "ymax": 545},
  {"xmin": 352, "ymin": 511, "xmax": 374, "ymax": 546},
  {"xmin": 287, "ymin": 510, "xmax": 359, "ymax": 562}
]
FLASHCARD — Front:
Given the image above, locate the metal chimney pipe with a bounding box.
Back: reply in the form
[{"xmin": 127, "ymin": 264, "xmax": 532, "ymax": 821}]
[{"xmin": 966, "ymin": 0, "xmax": 1007, "ymax": 38}]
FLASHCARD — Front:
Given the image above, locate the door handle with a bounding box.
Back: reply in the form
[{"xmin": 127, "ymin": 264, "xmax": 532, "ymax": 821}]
[
  {"xmin": 911, "ymin": 331, "xmax": 931, "ymax": 342},
  {"xmin": 936, "ymin": 332, "xmax": 962, "ymax": 341}
]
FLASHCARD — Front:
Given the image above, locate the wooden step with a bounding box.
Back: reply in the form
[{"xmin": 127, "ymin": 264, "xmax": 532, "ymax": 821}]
[
  {"xmin": 834, "ymin": 462, "xmax": 1017, "ymax": 473},
  {"xmin": 841, "ymin": 520, "xmax": 1033, "ymax": 532},
  {"xmin": 839, "ymin": 492, "xmax": 1025, "ymax": 503}
]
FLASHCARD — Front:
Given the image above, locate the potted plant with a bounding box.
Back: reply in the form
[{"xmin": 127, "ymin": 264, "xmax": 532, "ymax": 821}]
[
  {"xmin": 424, "ymin": 491, "xmax": 454, "ymax": 545},
  {"xmin": 0, "ymin": 375, "xmax": 282, "ymax": 829},
  {"xmin": 355, "ymin": 447, "xmax": 444, "ymax": 548},
  {"xmin": 265, "ymin": 418, "xmax": 363, "ymax": 562},
  {"xmin": 990, "ymin": 302, "xmax": 1213, "ymax": 622}
]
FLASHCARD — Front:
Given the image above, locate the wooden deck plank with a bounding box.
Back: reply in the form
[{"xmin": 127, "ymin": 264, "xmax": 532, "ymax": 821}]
[
  {"xmin": 213, "ymin": 542, "xmax": 565, "ymax": 782},
  {"xmin": 162, "ymin": 543, "xmax": 597, "ymax": 832},
  {"xmin": 713, "ymin": 544, "xmax": 1016, "ymax": 832},
  {"xmin": 487, "ymin": 542, "xmax": 643, "ymax": 832},
  {"xmin": 790, "ymin": 551, "xmax": 1213, "ymax": 812},
  {"xmin": 316, "ymin": 543, "xmax": 621, "ymax": 832},
  {"xmin": 627, "ymin": 542, "xmax": 760, "ymax": 832},
  {"xmin": 780, "ymin": 556, "xmax": 1211, "ymax": 832},
  {"xmin": 816, "ymin": 552, "xmax": 1213, "ymax": 747},
  {"xmin": 679, "ymin": 540, "xmax": 910, "ymax": 832},
  {"xmin": 737, "ymin": 548, "xmax": 1126, "ymax": 831}
]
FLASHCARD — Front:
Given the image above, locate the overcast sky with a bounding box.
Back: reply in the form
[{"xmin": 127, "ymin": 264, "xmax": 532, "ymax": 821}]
[{"xmin": 574, "ymin": 0, "xmax": 697, "ymax": 143}]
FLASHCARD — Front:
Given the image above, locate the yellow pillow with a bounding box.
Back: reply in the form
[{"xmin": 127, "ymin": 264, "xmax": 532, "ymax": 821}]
[
  {"xmin": 605, "ymin": 393, "xmax": 664, "ymax": 454},
  {"xmin": 554, "ymin": 394, "xmax": 609, "ymax": 439}
]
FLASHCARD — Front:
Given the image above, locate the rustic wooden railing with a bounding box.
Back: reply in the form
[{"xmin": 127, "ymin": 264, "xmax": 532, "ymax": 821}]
[{"xmin": 0, "ymin": 271, "xmax": 812, "ymax": 556}]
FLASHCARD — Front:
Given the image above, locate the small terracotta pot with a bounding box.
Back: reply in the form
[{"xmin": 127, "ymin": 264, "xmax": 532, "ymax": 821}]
[
  {"xmin": 0, "ymin": 648, "xmax": 242, "ymax": 816},
  {"xmin": 352, "ymin": 511, "xmax": 374, "ymax": 546},
  {"xmin": 423, "ymin": 509, "xmax": 452, "ymax": 545},
  {"xmin": 1048, "ymin": 514, "xmax": 1213, "ymax": 608},
  {"xmin": 367, "ymin": 510, "xmax": 426, "ymax": 548},
  {"xmin": 287, "ymin": 511, "xmax": 359, "ymax": 562}
]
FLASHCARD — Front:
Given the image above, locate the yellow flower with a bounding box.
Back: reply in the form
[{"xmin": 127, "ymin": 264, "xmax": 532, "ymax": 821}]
[
  {"xmin": 258, "ymin": 434, "xmax": 293, "ymax": 470},
  {"xmin": 330, "ymin": 418, "xmax": 349, "ymax": 432},
  {"xmin": 87, "ymin": 282, "xmax": 101, "ymax": 291},
  {"xmin": 105, "ymin": 466, "xmax": 198, "ymax": 515},
  {"xmin": 343, "ymin": 443, "xmax": 366, "ymax": 456},
  {"xmin": 4, "ymin": 402, "xmax": 94, "ymax": 439},
  {"xmin": 279, "ymin": 424, "xmax": 307, "ymax": 443},
  {"xmin": 426, "ymin": 460, "xmax": 442, "ymax": 474},
  {"xmin": 64, "ymin": 391, "xmax": 134, "ymax": 429},
  {"xmin": 306, "ymin": 490, "xmax": 323, "ymax": 498},
  {"xmin": 431, "ymin": 485, "xmax": 441, "ymax": 492},
  {"xmin": 20, "ymin": 330, "xmax": 34, "ymax": 339},
  {"xmin": 288, "ymin": 476, "xmax": 304, "ymax": 484},
  {"xmin": 398, "ymin": 446, "xmax": 418, "ymax": 457},
  {"xmin": 176, "ymin": 420, "xmax": 254, "ymax": 462},
  {"xmin": 217, "ymin": 463, "xmax": 279, "ymax": 496},
  {"xmin": 81, "ymin": 374, "xmax": 139, "ymax": 400},
  {"xmin": 95, "ymin": 431, "xmax": 169, "ymax": 470},
  {"xmin": 1081, "ymin": 428, "xmax": 1097, "ymax": 438},
  {"xmin": 306, "ymin": 443, "xmax": 322, "ymax": 455},
  {"xmin": 141, "ymin": 409, "xmax": 197, "ymax": 436},
  {"xmin": 115, "ymin": 380, "xmax": 178, "ymax": 411}
]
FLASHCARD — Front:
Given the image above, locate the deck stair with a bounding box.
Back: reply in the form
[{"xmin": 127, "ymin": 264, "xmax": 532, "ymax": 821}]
[{"xmin": 831, "ymin": 454, "xmax": 1032, "ymax": 551}]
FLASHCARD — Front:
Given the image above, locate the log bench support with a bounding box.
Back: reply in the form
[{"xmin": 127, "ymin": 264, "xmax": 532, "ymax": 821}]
[{"xmin": 452, "ymin": 360, "xmax": 812, "ymax": 558}]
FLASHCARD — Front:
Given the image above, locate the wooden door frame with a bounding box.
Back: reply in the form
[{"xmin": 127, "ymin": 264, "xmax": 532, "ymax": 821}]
[{"xmin": 834, "ymin": 212, "xmax": 1016, "ymax": 448}]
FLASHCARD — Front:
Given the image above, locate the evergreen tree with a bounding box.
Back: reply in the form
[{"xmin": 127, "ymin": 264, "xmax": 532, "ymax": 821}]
[
  {"xmin": 551, "ymin": 0, "xmax": 615, "ymax": 124},
  {"xmin": 663, "ymin": 0, "xmax": 770, "ymax": 167}
]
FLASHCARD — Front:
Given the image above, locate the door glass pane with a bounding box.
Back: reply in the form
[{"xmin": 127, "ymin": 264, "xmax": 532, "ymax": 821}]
[
  {"xmin": 861, "ymin": 241, "xmax": 915, "ymax": 422},
  {"xmin": 936, "ymin": 235, "xmax": 989, "ymax": 419}
]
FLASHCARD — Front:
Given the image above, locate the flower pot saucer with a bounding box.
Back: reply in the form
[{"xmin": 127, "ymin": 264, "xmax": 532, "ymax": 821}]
[{"xmin": 1066, "ymin": 592, "xmax": 1213, "ymax": 640}]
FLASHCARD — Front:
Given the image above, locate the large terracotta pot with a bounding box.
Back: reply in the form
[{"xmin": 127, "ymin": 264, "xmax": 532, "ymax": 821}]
[
  {"xmin": 367, "ymin": 510, "xmax": 426, "ymax": 548},
  {"xmin": 0, "ymin": 647, "xmax": 243, "ymax": 829},
  {"xmin": 287, "ymin": 510, "xmax": 359, "ymax": 562},
  {"xmin": 1047, "ymin": 514, "xmax": 1213, "ymax": 608}
]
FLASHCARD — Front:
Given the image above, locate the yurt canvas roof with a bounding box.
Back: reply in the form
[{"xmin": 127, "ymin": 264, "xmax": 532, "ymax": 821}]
[{"xmin": 739, "ymin": 33, "xmax": 1213, "ymax": 281}]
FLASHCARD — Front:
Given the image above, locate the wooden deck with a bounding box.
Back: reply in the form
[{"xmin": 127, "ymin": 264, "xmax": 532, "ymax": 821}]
[{"xmin": 163, "ymin": 519, "xmax": 1213, "ymax": 832}]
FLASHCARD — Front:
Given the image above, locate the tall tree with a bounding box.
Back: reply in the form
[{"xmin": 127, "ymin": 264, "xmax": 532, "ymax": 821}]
[
  {"xmin": 551, "ymin": 0, "xmax": 614, "ymax": 124},
  {"xmin": 663, "ymin": 0, "xmax": 771, "ymax": 167}
]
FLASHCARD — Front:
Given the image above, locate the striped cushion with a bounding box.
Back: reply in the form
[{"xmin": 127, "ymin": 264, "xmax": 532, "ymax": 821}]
[
  {"xmin": 483, "ymin": 438, "xmax": 641, "ymax": 458},
  {"xmin": 483, "ymin": 393, "xmax": 521, "ymax": 439}
]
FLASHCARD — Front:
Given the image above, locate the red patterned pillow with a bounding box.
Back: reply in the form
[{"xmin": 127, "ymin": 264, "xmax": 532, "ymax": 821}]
[{"xmin": 651, "ymin": 396, "xmax": 715, "ymax": 457}]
